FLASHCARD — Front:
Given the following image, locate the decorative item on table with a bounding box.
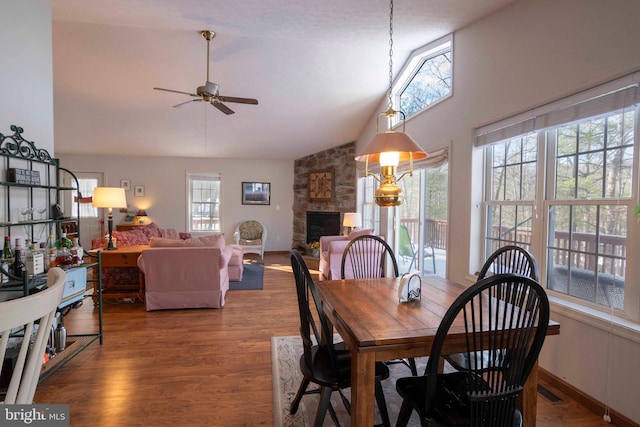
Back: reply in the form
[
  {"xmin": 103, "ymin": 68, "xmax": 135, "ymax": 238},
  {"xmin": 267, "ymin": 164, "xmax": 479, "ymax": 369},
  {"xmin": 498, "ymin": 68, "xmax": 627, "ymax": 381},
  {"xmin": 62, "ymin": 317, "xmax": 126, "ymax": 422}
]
[
  {"xmin": 355, "ymin": 0, "xmax": 428, "ymax": 207},
  {"xmin": 307, "ymin": 241, "xmax": 320, "ymax": 257},
  {"xmin": 398, "ymin": 271, "xmax": 422, "ymax": 303},
  {"xmin": 135, "ymin": 209, "xmax": 149, "ymax": 225},
  {"xmin": 342, "ymin": 212, "xmax": 362, "ymax": 235},
  {"xmin": 92, "ymin": 187, "xmax": 127, "ymax": 250}
]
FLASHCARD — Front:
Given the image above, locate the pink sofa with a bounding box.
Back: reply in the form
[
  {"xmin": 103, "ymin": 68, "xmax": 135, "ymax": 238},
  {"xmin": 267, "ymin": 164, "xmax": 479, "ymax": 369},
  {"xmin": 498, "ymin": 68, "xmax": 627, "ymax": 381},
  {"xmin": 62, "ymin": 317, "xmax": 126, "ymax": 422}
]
[
  {"xmin": 319, "ymin": 229, "xmax": 376, "ymax": 280},
  {"xmin": 91, "ymin": 224, "xmax": 244, "ymax": 286},
  {"xmin": 138, "ymin": 247, "xmax": 232, "ymax": 311}
]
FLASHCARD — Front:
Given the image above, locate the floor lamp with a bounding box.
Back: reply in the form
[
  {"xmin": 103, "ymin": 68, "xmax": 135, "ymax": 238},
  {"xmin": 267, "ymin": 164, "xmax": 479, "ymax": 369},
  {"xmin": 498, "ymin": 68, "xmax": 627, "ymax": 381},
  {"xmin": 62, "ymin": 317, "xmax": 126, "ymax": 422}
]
[{"xmin": 92, "ymin": 187, "xmax": 127, "ymax": 250}]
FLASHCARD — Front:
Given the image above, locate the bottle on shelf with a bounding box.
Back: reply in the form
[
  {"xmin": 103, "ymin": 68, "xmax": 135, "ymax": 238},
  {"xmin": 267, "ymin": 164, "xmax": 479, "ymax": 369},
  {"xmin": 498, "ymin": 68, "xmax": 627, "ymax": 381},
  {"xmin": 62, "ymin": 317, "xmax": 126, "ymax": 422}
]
[
  {"xmin": 54, "ymin": 232, "xmax": 73, "ymax": 266},
  {"xmin": 12, "ymin": 237, "xmax": 26, "ymax": 277},
  {"xmin": 2, "ymin": 235, "xmax": 15, "ymax": 283},
  {"xmin": 70, "ymin": 237, "xmax": 84, "ymax": 265},
  {"xmin": 26, "ymin": 240, "xmax": 44, "ymax": 276},
  {"xmin": 40, "ymin": 242, "xmax": 49, "ymax": 272},
  {"xmin": 45, "ymin": 233, "xmax": 55, "ymax": 270}
]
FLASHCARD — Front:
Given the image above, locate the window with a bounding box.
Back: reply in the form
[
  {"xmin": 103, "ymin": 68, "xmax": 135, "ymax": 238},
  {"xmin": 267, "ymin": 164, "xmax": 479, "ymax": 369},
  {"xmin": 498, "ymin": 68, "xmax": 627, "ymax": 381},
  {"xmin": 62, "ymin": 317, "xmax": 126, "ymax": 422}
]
[
  {"xmin": 392, "ymin": 35, "xmax": 452, "ymax": 122},
  {"xmin": 484, "ymin": 134, "xmax": 537, "ymax": 254},
  {"xmin": 188, "ymin": 173, "xmax": 221, "ymax": 232},
  {"xmin": 479, "ymin": 81, "xmax": 638, "ymax": 318}
]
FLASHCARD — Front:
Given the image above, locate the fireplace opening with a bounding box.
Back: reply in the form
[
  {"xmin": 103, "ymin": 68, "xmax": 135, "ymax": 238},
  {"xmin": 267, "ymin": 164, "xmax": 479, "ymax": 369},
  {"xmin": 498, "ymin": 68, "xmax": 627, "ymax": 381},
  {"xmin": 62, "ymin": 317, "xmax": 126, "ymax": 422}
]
[{"xmin": 306, "ymin": 211, "xmax": 340, "ymax": 243}]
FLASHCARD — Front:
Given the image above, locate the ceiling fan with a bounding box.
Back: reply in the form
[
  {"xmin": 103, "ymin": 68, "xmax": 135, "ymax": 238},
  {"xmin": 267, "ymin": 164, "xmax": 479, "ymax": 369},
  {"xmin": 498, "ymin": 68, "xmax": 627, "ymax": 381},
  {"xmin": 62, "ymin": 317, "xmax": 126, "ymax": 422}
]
[{"xmin": 154, "ymin": 30, "xmax": 258, "ymax": 115}]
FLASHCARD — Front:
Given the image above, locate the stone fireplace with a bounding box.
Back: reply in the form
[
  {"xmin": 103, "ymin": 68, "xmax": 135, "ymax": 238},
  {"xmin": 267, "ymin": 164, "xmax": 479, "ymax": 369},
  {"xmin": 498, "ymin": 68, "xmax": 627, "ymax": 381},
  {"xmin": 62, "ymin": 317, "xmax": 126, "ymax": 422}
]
[{"xmin": 292, "ymin": 141, "xmax": 357, "ymax": 251}]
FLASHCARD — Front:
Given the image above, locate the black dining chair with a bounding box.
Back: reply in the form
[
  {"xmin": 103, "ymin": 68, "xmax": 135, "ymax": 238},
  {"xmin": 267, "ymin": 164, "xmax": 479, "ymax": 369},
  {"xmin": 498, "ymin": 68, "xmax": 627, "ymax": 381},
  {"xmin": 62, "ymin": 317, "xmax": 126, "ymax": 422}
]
[
  {"xmin": 289, "ymin": 250, "xmax": 391, "ymax": 427},
  {"xmin": 395, "ymin": 273, "xmax": 550, "ymax": 427},
  {"xmin": 340, "ymin": 234, "xmax": 399, "ymax": 280},
  {"xmin": 340, "ymin": 235, "xmax": 418, "ymax": 376},
  {"xmin": 444, "ymin": 245, "xmax": 540, "ymax": 372}
]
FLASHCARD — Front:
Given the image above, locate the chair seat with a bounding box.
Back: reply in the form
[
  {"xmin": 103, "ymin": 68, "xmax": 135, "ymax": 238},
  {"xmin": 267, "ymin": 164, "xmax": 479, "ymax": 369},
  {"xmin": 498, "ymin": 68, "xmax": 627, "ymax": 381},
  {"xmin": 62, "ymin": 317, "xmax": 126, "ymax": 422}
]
[
  {"xmin": 444, "ymin": 349, "xmax": 507, "ymax": 372},
  {"xmin": 396, "ymin": 371, "xmax": 523, "ymax": 427},
  {"xmin": 301, "ymin": 345, "xmax": 390, "ymax": 390}
]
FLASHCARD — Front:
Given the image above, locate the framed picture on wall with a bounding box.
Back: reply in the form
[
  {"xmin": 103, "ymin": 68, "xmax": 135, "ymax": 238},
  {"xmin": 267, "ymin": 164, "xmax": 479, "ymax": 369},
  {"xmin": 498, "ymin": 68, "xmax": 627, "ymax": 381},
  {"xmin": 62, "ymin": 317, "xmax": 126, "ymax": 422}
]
[
  {"xmin": 308, "ymin": 169, "xmax": 334, "ymax": 201},
  {"xmin": 120, "ymin": 179, "xmax": 131, "ymax": 191},
  {"xmin": 134, "ymin": 185, "xmax": 145, "ymax": 197},
  {"xmin": 242, "ymin": 182, "xmax": 270, "ymax": 205}
]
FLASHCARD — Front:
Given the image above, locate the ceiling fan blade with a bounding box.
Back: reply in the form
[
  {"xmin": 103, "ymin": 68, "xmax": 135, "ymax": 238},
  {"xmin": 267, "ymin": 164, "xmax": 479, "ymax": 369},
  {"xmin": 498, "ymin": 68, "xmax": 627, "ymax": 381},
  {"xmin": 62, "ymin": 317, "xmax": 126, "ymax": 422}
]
[
  {"xmin": 154, "ymin": 87, "xmax": 199, "ymax": 97},
  {"xmin": 217, "ymin": 95, "xmax": 258, "ymax": 105},
  {"xmin": 173, "ymin": 99, "xmax": 203, "ymax": 108},
  {"xmin": 212, "ymin": 101, "xmax": 235, "ymax": 115}
]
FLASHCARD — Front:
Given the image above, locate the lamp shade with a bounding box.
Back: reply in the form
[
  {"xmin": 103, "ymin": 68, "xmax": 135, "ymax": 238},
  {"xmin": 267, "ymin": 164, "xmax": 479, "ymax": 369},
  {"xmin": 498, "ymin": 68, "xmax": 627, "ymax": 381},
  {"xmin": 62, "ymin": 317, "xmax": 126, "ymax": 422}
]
[
  {"xmin": 343, "ymin": 212, "xmax": 362, "ymax": 228},
  {"xmin": 355, "ymin": 131, "xmax": 428, "ymax": 163},
  {"xmin": 92, "ymin": 187, "xmax": 127, "ymax": 209},
  {"xmin": 135, "ymin": 209, "xmax": 149, "ymax": 217}
]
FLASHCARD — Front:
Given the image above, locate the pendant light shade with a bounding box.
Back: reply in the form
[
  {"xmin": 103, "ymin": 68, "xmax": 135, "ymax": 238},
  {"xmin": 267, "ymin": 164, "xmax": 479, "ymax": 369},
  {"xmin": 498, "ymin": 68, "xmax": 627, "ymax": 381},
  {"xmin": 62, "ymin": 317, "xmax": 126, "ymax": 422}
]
[{"xmin": 356, "ymin": 131, "xmax": 427, "ymax": 164}]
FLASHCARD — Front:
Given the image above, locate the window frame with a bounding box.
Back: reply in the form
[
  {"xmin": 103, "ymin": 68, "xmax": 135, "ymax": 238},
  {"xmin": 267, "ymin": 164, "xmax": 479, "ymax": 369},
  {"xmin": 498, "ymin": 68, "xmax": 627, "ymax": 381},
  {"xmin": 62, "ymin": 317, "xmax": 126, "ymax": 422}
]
[
  {"xmin": 186, "ymin": 172, "xmax": 222, "ymax": 233},
  {"xmin": 480, "ymin": 97, "xmax": 640, "ymax": 322},
  {"xmin": 391, "ymin": 34, "xmax": 453, "ymax": 124}
]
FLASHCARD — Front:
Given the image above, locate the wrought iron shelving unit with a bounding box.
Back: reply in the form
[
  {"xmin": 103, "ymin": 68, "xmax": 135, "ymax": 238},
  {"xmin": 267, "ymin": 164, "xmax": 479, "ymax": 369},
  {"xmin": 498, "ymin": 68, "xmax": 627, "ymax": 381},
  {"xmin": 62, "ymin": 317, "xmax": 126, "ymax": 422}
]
[{"xmin": 0, "ymin": 124, "xmax": 103, "ymax": 381}]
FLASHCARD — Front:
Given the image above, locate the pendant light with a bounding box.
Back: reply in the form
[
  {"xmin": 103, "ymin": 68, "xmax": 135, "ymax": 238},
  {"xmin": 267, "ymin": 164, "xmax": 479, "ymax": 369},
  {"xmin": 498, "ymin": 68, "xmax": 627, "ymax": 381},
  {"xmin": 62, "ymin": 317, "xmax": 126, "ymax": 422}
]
[{"xmin": 355, "ymin": 0, "xmax": 428, "ymax": 207}]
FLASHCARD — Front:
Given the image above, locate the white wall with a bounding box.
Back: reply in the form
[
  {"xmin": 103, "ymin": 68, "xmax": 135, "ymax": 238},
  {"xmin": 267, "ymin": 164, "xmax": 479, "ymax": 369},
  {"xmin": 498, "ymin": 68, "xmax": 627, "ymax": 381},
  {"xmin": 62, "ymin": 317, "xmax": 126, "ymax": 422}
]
[
  {"xmin": 0, "ymin": 0, "xmax": 54, "ymax": 152},
  {"xmin": 356, "ymin": 0, "xmax": 640, "ymax": 421},
  {"xmin": 57, "ymin": 154, "xmax": 294, "ymax": 251}
]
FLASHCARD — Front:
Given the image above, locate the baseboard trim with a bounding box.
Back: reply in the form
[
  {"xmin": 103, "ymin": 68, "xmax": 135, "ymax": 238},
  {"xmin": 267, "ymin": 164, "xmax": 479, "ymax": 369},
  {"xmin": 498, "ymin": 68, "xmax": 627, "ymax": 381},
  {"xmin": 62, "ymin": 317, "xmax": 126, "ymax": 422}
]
[{"xmin": 539, "ymin": 368, "xmax": 638, "ymax": 427}]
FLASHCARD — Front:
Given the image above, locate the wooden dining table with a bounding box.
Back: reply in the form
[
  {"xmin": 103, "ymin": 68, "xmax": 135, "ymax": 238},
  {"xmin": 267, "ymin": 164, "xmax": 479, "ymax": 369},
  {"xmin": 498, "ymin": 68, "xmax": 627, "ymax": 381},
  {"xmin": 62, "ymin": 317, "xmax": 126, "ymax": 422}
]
[{"xmin": 315, "ymin": 276, "xmax": 560, "ymax": 426}]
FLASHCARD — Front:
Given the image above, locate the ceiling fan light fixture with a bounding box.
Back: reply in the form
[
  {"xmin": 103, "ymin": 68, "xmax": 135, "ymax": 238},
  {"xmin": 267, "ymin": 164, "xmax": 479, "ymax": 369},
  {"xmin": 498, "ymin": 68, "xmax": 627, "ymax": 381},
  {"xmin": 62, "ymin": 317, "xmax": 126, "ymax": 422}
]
[
  {"xmin": 153, "ymin": 29, "xmax": 258, "ymax": 115},
  {"xmin": 205, "ymin": 82, "xmax": 219, "ymax": 95},
  {"xmin": 355, "ymin": 0, "xmax": 427, "ymax": 207}
]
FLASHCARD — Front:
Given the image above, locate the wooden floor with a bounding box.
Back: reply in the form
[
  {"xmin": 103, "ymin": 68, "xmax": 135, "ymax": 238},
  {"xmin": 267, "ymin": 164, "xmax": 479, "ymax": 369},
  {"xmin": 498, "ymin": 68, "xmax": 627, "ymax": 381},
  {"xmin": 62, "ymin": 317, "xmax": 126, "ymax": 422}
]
[{"xmin": 35, "ymin": 253, "xmax": 615, "ymax": 426}]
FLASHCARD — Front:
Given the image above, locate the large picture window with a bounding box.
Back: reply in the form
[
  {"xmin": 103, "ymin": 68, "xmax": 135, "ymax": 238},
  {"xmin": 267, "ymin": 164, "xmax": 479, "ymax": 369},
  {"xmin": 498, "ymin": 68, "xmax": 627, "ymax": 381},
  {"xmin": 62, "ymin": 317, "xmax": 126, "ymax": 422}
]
[{"xmin": 479, "ymin": 81, "xmax": 639, "ymax": 318}]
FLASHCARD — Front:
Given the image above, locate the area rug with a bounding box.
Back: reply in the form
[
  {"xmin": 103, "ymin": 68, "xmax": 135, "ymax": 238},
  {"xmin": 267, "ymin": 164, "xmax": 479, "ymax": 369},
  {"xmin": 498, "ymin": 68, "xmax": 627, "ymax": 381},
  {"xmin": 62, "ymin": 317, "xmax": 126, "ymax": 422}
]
[
  {"xmin": 229, "ymin": 262, "xmax": 264, "ymax": 290},
  {"xmin": 271, "ymin": 335, "xmax": 426, "ymax": 426}
]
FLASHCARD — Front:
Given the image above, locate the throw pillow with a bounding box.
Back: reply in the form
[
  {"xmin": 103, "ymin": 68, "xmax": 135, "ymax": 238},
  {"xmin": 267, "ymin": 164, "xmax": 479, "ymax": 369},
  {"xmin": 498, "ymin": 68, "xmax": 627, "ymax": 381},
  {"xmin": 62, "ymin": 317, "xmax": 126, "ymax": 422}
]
[{"xmin": 348, "ymin": 229, "xmax": 375, "ymax": 240}]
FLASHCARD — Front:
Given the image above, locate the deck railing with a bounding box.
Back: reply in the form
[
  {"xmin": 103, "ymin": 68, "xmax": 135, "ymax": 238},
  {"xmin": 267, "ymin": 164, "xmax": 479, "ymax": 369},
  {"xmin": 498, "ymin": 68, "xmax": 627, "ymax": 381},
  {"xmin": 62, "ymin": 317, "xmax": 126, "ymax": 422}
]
[{"xmin": 400, "ymin": 218, "xmax": 448, "ymax": 250}]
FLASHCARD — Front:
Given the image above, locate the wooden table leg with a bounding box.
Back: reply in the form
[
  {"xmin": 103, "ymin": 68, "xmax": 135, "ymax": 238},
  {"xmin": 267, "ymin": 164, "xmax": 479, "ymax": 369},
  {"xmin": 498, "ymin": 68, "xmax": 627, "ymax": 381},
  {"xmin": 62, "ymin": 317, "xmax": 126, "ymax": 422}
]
[
  {"xmin": 522, "ymin": 359, "xmax": 539, "ymax": 427},
  {"xmin": 351, "ymin": 350, "xmax": 376, "ymax": 426}
]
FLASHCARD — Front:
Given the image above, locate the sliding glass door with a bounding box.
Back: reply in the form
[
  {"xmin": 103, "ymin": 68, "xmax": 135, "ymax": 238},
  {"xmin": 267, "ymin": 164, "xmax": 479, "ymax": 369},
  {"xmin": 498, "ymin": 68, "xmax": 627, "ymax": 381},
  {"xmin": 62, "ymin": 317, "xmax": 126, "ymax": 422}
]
[{"xmin": 396, "ymin": 163, "xmax": 448, "ymax": 277}]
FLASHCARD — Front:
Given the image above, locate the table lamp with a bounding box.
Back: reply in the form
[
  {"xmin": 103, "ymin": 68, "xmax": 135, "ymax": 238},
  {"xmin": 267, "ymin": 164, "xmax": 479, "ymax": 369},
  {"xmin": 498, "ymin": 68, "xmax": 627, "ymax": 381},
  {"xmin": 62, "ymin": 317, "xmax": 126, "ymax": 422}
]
[
  {"xmin": 343, "ymin": 212, "xmax": 362, "ymax": 235},
  {"xmin": 135, "ymin": 209, "xmax": 149, "ymax": 225},
  {"xmin": 92, "ymin": 187, "xmax": 127, "ymax": 250}
]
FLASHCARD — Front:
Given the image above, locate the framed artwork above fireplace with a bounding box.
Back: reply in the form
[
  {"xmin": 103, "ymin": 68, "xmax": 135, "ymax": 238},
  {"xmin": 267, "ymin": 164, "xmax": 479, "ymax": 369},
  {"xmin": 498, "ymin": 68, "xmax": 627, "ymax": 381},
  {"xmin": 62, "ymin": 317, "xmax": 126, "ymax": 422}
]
[{"xmin": 308, "ymin": 169, "xmax": 334, "ymax": 201}]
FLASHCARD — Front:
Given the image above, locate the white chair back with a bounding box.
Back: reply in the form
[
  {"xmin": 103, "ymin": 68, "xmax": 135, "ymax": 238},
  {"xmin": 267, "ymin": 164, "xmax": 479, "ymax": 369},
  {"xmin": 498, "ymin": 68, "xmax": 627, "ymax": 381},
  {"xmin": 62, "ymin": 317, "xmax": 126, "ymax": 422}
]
[{"xmin": 0, "ymin": 267, "xmax": 66, "ymax": 404}]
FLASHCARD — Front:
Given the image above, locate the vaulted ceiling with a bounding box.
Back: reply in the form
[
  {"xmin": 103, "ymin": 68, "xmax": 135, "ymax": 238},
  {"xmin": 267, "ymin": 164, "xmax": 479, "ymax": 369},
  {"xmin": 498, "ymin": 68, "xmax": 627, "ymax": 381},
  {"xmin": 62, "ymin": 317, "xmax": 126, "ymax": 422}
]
[{"xmin": 51, "ymin": 0, "xmax": 515, "ymax": 160}]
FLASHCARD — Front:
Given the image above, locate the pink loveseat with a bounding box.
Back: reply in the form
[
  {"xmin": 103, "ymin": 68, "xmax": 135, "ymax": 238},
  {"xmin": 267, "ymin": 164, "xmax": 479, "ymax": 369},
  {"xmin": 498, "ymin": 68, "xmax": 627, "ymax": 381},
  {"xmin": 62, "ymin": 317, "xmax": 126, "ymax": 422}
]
[
  {"xmin": 137, "ymin": 235, "xmax": 235, "ymax": 311},
  {"xmin": 318, "ymin": 229, "xmax": 376, "ymax": 280}
]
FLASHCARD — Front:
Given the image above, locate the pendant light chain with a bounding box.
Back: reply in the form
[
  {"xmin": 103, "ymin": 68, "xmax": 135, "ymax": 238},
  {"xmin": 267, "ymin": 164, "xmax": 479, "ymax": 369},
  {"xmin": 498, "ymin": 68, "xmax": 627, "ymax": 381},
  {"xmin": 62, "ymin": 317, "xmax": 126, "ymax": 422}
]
[{"xmin": 387, "ymin": 0, "xmax": 394, "ymax": 110}]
